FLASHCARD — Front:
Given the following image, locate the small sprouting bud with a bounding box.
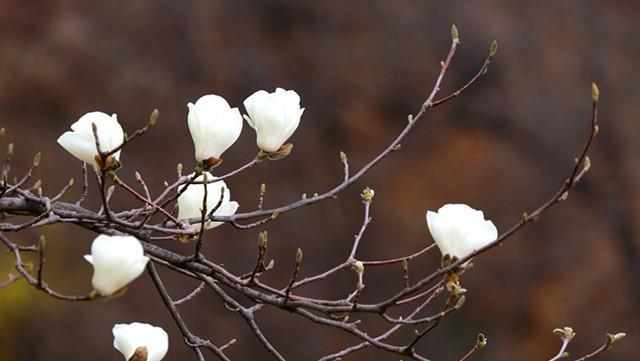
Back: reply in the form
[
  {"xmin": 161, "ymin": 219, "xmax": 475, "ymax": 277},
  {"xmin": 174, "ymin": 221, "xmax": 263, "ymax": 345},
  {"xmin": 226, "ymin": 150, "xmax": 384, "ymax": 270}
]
[
  {"xmin": 38, "ymin": 235, "xmax": 46, "ymax": 250},
  {"xmin": 176, "ymin": 163, "xmax": 183, "ymax": 175},
  {"xmin": 149, "ymin": 108, "xmax": 159, "ymax": 127},
  {"xmin": 407, "ymin": 114, "xmax": 414, "ymax": 123},
  {"xmin": 553, "ymin": 327, "xmax": 575, "ymax": 339},
  {"xmin": 594, "ymin": 125, "xmax": 600, "ymax": 135},
  {"xmin": 258, "ymin": 231, "xmax": 268, "ymax": 249},
  {"xmin": 583, "ymin": 156, "xmax": 591, "ymax": 173},
  {"xmin": 339, "ymin": 151, "xmax": 347, "ymax": 163},
  {"xmin": 271, "ymin": 211, "xmax": 280, "ymax": 219},
  {"xmin": 295, "ymin": 248, "xmax": 303, "ymax": 264},
  {"xmin": 392, "ymin": 144, "xmax": 402, "ymax": 151},
  {"xmin": 351, "ymin": 260, "xmax": 364, "ymax": 274},
  {"xmin": 560, "ymin": 191, "xmax": 569, "ymax": 201},
  {"xmin": 301, "ymin": 193, "xmax": 307, "ymax": 200},
  {"xmin": 313, "ymin": 192, "xmax": 318, "ymax": 197},
  {"xmin": 68, "ymin": 178, "xmax": 75, "ymax": 187},
  {"xmin": 134, "ymin": 171, "xmax": 142, "ymax": 182},
  {"xmin": 31, "ymin": 179, "xmax": 42, "ymax": 190},
  {"xmin": 591, "ymin": 82, "xmax": 600, "ymax": 102},
  {"xmin": 163, "ymin": 181, "xmax": 169, "ymax": 187},
  {"xmin": 489, "ymin": 40, "xmax": 498, "ymax": 58},
  {"xmin": 6, "ymin": 143, "xmax": 14, "ymax": 157},
  {"xmin": 356, "ymin": 282, "xmax": 365, "ymax": 292},
  {"xmin": 32, "ymin": 152, "xmax": 42, "ymax": 167},
  {"xmin": 402, "ymin": 259, "xmax": 409, "ymax": 272},
  {"xmin": 455, "ymin": 295, "xmax": 466, "ymax": 309},
  {"xmin": 522, "ymin": 212, "xmax": 529, "ymax": 221},
  {"xmin": 266, "ymin": 259, "xmax": 275, "ymax": 270},
  {"xmin": 606, "ymin": 332, "xmax": 626, "ymax": 346},
  {"xmin": 260, "ymin": 183, "xmax": 266, "ymax": 194},
  {"xmin": 361, "ymin": 187, "xmax": 375, "ymax": 203},
  {"xmin": 476, "ymin": 333, "xmax": 488, "ymax": 349},
  {"xmin": 451, "ymin": 24, "xmax": 460, "ymax": 44},
  {"xmin": 37, "ymin": 186, "xmax": 43, "ymax": 197},
  {"xmin": 91, "ymin": 122, "xmax": 98, "ymax": 136},
  {"xmin": 0, "ymin": 128, "xmax": 5, "ymax": 141}
]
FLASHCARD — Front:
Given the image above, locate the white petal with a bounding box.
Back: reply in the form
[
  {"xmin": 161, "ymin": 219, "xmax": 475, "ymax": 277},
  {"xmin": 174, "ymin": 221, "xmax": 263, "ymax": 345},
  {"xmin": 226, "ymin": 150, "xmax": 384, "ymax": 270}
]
[{"xmin": 57, "ymin": 131, "xmax": 97, "ymax": 165}]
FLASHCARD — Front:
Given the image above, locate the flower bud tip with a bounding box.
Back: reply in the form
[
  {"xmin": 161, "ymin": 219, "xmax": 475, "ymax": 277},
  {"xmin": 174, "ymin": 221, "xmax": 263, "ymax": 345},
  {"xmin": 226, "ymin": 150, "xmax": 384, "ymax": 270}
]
[
  {"xmin": 33, "ymin": 152, "xmax": 42, "ymax": 167},
  {"xmin": 591, "ymin": 82, "xmax": 600, "ymax": 102},
  {"xmin": 489, "ymin": 40, "xmax": 498, "ymax": 58},
  {"xmin": 451, "ymin": 24, "xmax": 460, "ymax": 44}
]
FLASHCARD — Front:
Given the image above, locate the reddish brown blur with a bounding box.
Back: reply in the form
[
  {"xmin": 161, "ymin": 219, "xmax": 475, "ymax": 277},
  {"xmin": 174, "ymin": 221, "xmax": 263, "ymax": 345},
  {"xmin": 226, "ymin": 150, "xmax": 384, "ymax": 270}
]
[{"xmin": 0, "ymin": 1, "xmax": 637, "ymax": 360}]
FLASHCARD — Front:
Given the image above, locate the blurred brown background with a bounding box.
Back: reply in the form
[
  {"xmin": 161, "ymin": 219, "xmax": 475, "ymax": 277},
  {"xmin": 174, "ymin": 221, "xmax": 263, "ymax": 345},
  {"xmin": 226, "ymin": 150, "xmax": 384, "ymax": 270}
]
[{"xmin": 0, "ymin": 0, "xmax": 638, "ymax": 360}]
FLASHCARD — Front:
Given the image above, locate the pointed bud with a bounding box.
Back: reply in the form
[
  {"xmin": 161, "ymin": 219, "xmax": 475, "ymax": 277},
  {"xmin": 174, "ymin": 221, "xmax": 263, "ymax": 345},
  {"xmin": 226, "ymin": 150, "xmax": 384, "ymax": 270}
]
[
  {"xmin": 339, "ymin": 151, "xmax": 347, "ymax": 163},
  {"xmin": 606, "ymin": 332, "xmax": 626, "ymax": 346},
  {"xmin": 591, "ymin": 82, "xmax": 599, "ymax": 102},
  {"xmin": 176, "ymin": 163, "xmax": 183, "ymax": 175},
  {"xmin": 583, "ymin": 156, "xmax": 591, "ymax": 173},
  {"xmin": 489, "ymin": 40, "xmax": 498, "ymax": 58},
  {"xmin": 260, "ymin": 183, "xmax": 266, "ymax": 194},
  {"xmin": 135, "ymin": 171, "xmax": 142, "ymax": 182},
  {"xmin": 266, "ymin": 259, "xmax": 275, "ymax": 270},
  {"xmin": 451, "ymin": 24, "xmax": 460, "ymax": 44},
  {"xmin": 296, "ymin": 248, "xmax": 303, "ymax": 264},
  {"xmin": 258, "ymin": 231, "xmax": 268, "ymax": 249},
  {"xmin": 149, "ymin": 109, "xmax": 159, "ymax": 127},
  {"xmin": 7, "ymin": 143, "xmax": 14, "ymax": 157},
  {"xmin": 68, "ymin": 178, "xmax": 75, "ymax": 187},
  {"xmin": 32, "ymin": 152, "xmax": 42, "ymax": 167}
]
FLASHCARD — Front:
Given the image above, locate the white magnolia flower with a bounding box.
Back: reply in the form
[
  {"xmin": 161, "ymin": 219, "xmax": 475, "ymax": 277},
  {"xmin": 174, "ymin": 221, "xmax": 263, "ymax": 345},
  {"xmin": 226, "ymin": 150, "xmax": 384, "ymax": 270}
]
[
  {"xmin": 113, "ymin": 322, "xmax": 168, "ymax": 361},
  {"xmin": 57, "ymin": 111, "xmax": 124, "ymax": 168},
  {"xmin": 177, "ymin": 172, "xmax": 239, "ymax": 230},
  {"xmin": 84, "ymin": 234, "xmax": 150, "ymax": 296},
  {"xmin": 243, "ymin": 87, "xmax": 304, "ymax": 153},
  {"xmin": 426, "ymin": 203, "xmax": 498, "ymax": 261},
  {"xmin": 187, "ymin": 94, "xmax": 243, "ymax": 162}
]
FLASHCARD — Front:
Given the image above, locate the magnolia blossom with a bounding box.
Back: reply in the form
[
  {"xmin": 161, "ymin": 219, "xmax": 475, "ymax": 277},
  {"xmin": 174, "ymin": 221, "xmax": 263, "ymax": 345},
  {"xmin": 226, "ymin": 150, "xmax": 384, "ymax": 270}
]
[
  {"xmin": 243, "ymin": 87, "xmax": 304, "ymax": 153},
  {"xmin": 426, "ymin": 203, "xmax": 498, "ymax": 261},
  {"xmin": 187, "ymin": 94, "xmax": 243, "ymax": 162},
  {"xmin": 84, "ymin": 234, "xmax": 149, "ymax": 296},
  {"xmin": 57, "ymin": 111, "xmax": 124, "ymax": 168},
  {"xmin": 177, "ymin": 172, "xmax": 239, "ymax": 230},
  {"xmin": 113, "ymin": 322, "xmax": 168, "ymax": 361}
]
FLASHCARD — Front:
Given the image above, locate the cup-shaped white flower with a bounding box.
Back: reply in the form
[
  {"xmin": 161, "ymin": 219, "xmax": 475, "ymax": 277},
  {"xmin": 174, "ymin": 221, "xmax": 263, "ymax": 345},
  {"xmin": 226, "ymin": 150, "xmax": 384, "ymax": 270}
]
[
  {"xmin": 243, "ymin": 87, "xmax": 304, "ymax": 153},
  {"xmin": 113, "ymin": 322, "xmax": 168, "ymax": 361},
  {"xmin": 426, "ymin": 203, "xmax": 498, "ymax": 261},
  {"xmin": 187, "ymin": 94, "xmax": 243, "ymax": 164},
  {"xmin": 84, "ymin": 234, "xmax": 150, "ymax": 296},
  {"xmin": 57, "ymin": 111, "xmax": 124, "ymax": 168},
  {"xmin": 177, "ymin": 172, "xmax": 239, "ymax": 230}
]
